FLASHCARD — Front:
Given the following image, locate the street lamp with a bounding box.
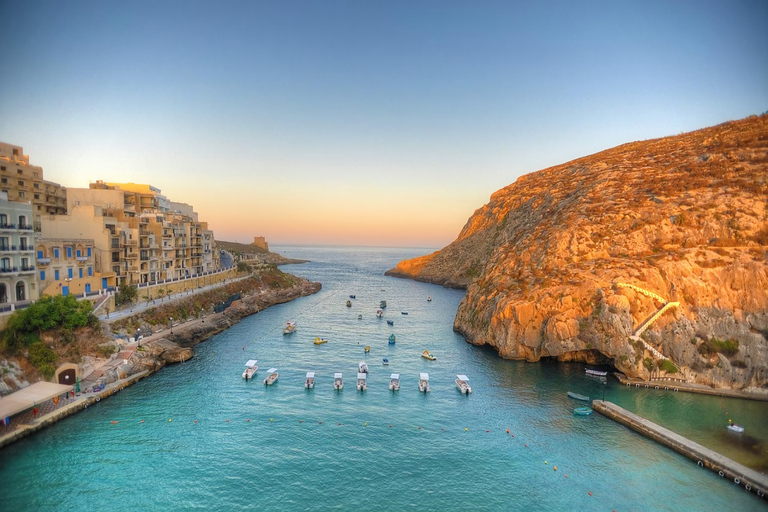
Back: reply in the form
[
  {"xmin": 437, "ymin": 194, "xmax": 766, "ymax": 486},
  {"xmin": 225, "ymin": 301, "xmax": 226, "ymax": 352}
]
[{"xmin": 170, "ymin": 317, "xmax": 174, "ymax": 334}]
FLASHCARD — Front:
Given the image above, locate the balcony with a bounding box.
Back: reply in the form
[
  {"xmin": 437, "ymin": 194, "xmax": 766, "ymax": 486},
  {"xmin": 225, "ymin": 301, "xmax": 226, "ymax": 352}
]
[
  {"xmin": 0, "ymin": 224, "xmax": 17, "ymax": 230},
  {"xmin": 124, "ymin": 252, "xmax": 138, "ymax": 259},
  {"xmin": 0, "ymin": 267, "xmax": 18, "ymax": 274},
  {"xmin": 37, "ymin": 257, "xmax": 51, "ymax": 265},
  {"xmin": 0, "ymin": 245, "xmax": 17, "ymax": 251},
  {"xmin": 76, "ymin": 256, "xmax": 89, "ymax": 262},
  {"xmin": 19, "ymin": 224, "xmax": 33, "ymax": 231},
  {"xmin": 20, "ymin": 266, "xmax": 35, "ymax": 274}
]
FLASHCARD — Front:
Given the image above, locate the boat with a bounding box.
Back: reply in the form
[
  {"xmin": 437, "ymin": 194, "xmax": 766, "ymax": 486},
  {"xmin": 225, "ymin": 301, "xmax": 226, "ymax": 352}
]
[
  {"xmin": 419, "ymin": 372, "xmax": 430, "ymax": 392},
  {"xmin": 263, "ymin": 368, "xmax": 279, "ymax": 385},
  {"xmin": 388, "ymin": 334, "xmax": 396, "ymax": 345},
  {"xmin": 357, "ymin": 372, "xmax": 368, "ymax": 391},
  {"xmin": 567, "ymin": 391, "xmax": 590, "ymax": 401},
  {"xmin": 334, "ymin": 372, "xmax": 343, "ymax": 390},
  {"xmin": 382, "ymin": 358, "xmax": 389, "ymax": 365},
  {"xmin": 401, "ymin": 311, "xmax": 408, "ymax": 315},
  {"xmin": 380, "ymin": 300, "xmax": 387, "ymax": 308},
  {"xmin": 585, "ymin": 369, "xmax": 608, "ymax": 377},
  {"xmin": 283, "ymin": 321, "xmax": 297, "ymax": 335},
  {"xmin": 349, "ymin": 295, "xmax": 356, "ymax": 299},
  {"xmin": 364, "ymin": 345, "xmax": 370, "ymax": 353},
  {"xmin": 386, "ymin": 320, "xmax": 394, "ymax": 326},
  {"xmin": 314, "ymin": 337, "xmax": 328, "ymax": 345},
  {"xmin": 727, "ymin": 424, "xmax": 745, "ymax": 433},
  {"xmin": 573, "ymin": 407, "xmax": 593, "ymax": 416},
  {"xmin": 389, "ymin": 373, "xmax": 400, "ymax": 391},
  {"xmin": 358, "ymin": 314, "xmax": 362, "ymax": 320},
  {"xmin": 421, "ymin": 350, "xmax": 436, "ymax": 361},
  {"xmin": 305, "ymin": 372, "xmax": 315, "ymax": 389},
  {"xmin": 427, "ymin": 296, "xmax": 432, "ymax": 302},
  {"xmin": 376, "ymin": 309, "xmax": 383, "ymax": 318},
  {"xmin": 358, "ymin": 361, "xmax": 369, "ymax": 373},
  {"xmin": 242, "ymin": 359, "xmax": 258, "ymax": 379},
  {"xmin": 346, "ymin": 300, "xmax": 352, "ymax": 307},
  {"xmin": 455, "ymin": 374, "xmax": 472, "ymax": 394}
]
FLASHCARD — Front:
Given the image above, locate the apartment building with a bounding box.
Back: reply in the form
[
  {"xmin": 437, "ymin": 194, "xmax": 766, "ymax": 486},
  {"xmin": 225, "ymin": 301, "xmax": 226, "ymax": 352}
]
[
  {"xmin": 0, "ymin": 192, "xmax": 38, "ymax": 310},
  {"xmin": 36, "ymin": 238, "xmax": 99, "ymax": 296},
  {"xmin": 0, "ymin": 143, "xmax": 66, "ymax": 230}
]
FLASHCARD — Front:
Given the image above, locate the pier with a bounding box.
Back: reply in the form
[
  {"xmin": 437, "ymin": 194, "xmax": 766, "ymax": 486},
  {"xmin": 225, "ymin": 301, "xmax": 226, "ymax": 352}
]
[
  {"xmin": 593, "ymin": 400, "xmax": 767, "ymax": 500},
  {"xmin": 613, "ymin": 372, "xmax": 768, "ymax": 402}
]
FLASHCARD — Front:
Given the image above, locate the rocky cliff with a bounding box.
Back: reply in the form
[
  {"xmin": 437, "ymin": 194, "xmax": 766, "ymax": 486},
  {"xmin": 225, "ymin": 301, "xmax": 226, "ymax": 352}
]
[{"xmin": 387, "ymin": 114, "xmax": 768, "ymax": 391}]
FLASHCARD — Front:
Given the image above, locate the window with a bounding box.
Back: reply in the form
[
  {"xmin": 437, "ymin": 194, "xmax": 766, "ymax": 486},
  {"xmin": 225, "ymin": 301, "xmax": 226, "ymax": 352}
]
[
  {"xmin": 67, "ymin": 268, "xmax": 73, "ymax": 279},
  {"xmin": 0, "ymin": 237, "xmax": 8, "ymax": 250},
  {"xmin": 34, "ymin": 194, "xmax": 39, "ymax": 200},
  {"xmin": 66, "ymin": 247, "xmax": 72, "ymax": 258},
  {"xmin": 18, "ymin": 191, "xmax": 25, "ymax": 198},
  {"xmin": 19, "ymin": 238, "xmax": 27, "ymax": 250},
  {"xmin": 37, "ymin": 250, "xmax": 43, "ymax": 259},
  {"xmin": 0, "ymin": 283, "xmax": 6, "ymax": 303},
  {"xmin": 77, "ymin": 249, "xmax": 81, "ymax": 258},
  {"xmin": 34, "ymin": 183, "xmax": 39, "ymax": 188},
  {"xmin": 18, "ymin": 180, "xmax": 24, "ymax": 186},
  {"xmin": 16, "ymin": 282, "xmax": 25, "ymax": 301},
  {"xmin": 33, "ymin": 172, "xmax": 38, "ymax": 178},
  {"xmin": 1, "ymin": 257, "xmax": 9, "ymax": 270},
  {"xmin": 21, "ymin": 257, "xmax": 28, "ymax": 268},
  {"xmin": 0, "ymin": 166, "xmax": 4, "ymax": 171},
  {"xmin": 40, "ymin": 270, "xmax": 45, "ymax": 281},
  {"xmin": 54, "ymin": 269, "xmax": 59, "ymax": 280},
  {"xmin": 88, "ymin": 267, "xmax": 93, "ymax": 277},
  {"xmin": 54, "ymin": 247, "xmax": 59, "ymax": 258},
  {"xmin": 87, "ymin": 247, "xmax": 92, "ymax": 257},
  {"xmin": 79, "ymin": 268, "xmax": 83, "ymax": 278},
  {"xmin": 1, "ymin": 178, "xmax": 5, "ymax": 184}
]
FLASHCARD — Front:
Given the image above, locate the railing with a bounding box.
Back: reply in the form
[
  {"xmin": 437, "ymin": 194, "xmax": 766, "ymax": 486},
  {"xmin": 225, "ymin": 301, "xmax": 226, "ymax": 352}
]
[
  {"xmin": 37, "ymin": 257, "xmax": 51, "ymax": 264},
  {"xmin": 0, "ymin": 245, "xmax": 17, "ymax": 251}
]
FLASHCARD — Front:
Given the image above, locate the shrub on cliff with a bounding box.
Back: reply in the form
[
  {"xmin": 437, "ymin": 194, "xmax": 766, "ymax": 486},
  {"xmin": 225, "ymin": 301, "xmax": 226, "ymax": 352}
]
[
  {"xmin": 697, "ymin": 337, "xmax": 739, "ymax": 357},
  {"xmin": 27, "ymin": 341, "xmax": 57, "ymax": 379}
]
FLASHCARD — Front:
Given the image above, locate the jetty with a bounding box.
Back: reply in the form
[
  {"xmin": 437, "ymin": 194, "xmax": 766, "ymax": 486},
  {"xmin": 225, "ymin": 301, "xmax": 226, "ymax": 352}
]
[
  {"xmin": 593, "ymin": 400, "xmax": 767, "ymax": 500},
  {"xmin": 613, "ymin": 372, "xmax": 768, "ymax": 402}
]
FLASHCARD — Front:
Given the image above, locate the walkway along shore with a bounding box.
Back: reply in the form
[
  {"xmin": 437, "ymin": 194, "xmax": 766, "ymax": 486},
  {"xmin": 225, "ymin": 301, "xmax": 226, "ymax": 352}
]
[
  {"xmin": 0, "ymin": 277, "xmax": 321, "ymax": 450},
  {"xmin": 613, "ymin": 372, "xmax": 768, "ymax": 402},
  {"xmin": 593, "ymin": 400, "xmax": 768, "ymax": 501}
]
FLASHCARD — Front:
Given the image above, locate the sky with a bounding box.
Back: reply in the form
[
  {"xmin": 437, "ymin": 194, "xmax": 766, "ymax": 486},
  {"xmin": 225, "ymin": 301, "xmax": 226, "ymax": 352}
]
[{"xmin": 1, "ymin": 1, "xmax": 766, "ymax": 248}]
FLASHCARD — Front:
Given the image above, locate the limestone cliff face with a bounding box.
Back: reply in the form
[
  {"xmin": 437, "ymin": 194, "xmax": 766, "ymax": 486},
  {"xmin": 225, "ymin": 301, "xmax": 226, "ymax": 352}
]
[{"xmin": 388, "ymin": 115, "xmax": 768, "ymax": 391}]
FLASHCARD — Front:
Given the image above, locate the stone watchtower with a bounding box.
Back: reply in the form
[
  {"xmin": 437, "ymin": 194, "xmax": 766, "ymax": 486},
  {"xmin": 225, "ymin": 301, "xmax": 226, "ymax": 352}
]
[{"xmin": 252, "ymin": 236, "xmax": 269, "ymax": 251}]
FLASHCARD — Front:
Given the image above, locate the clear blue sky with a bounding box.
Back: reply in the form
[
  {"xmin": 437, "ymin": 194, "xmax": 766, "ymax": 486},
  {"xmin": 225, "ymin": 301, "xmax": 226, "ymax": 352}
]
[{"xmin": 1, "ymin": 0, "xmax": 766, "ymax": 247}]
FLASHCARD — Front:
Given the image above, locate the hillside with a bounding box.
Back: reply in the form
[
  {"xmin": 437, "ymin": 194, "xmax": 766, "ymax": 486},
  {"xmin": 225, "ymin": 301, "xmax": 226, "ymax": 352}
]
[
  {"xmin": 217, "ymin": 240, "xmax": 308, "ymax": 265},
  {"xmin": 386, "ymin": 114, "xmax": 768, "ymax": 390}
]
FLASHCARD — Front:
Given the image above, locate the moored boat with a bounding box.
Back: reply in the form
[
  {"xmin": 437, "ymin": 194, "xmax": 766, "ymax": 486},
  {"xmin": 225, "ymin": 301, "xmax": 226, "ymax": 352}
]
[
  {"xmin": 419, "ymin": 372, "xmax": 430, "ymax": 392},
  {"xmin": 346, "ymin": 300, "xmax": 352, "ymax": 307},
  {"xmin": 401, "ymin": 311, "xmax": 408, "ymax": 315},
  {"xmin": 264, "ymin": 368, "xmax": 279, "ymax": 386},
  {"xmin": 573, "ymin": 407, "xmax": 593, "ymax": 416},
  {"xmin": 364, "ymin": 345, "xmax": 370, "ymax": 353},
  {"xmin": 388, "ymin": 334, "xmax": 396, "ymax": 345},
  {"xmin": 389, "ymin": 373, "xmax": 400, "ymax": 391},
  {"xmin": 421, "ymin": 350, "xmax": 436, "ymax": 361},
  {"xmin": 382, "ymin": 358, "xmax": 389, "ymax": 365},
  {"xmin": 387, "ymin": 320, "xmax": 394, "ymax": 326},
  {"xmin": 376, "ymin": 309, "xmax": 383, "ymax": 318},
  {"xmin": 567, "ymin": 391, "xmax": 590, "ymax": 401},
  {"xmin": 358, "ymin": 361, "xmax": 369, "ymax": 373},
  {"xmin": 314, "ymin": 337, "xmax": 328, "ymax": 345},
  {"xmin": 357, "ymin": 372, "xmax": 368, "ymax": 391},
  {"xmin": 585, "ymin": 369, "xmax": 608, "ymax": 377},
  {"xmin": 727, "ymin": 424, "xmax": 745, "ymax": 433},
  {"xmin": 334, "ymin": 372, "xmax": 343, "ymax": 390},
  {"xmin": 283, "ymin": 322, "xmax": 297, "ymax": 335},
  {"xmin": 242, "ymin": 359, "xmax": 258, "ymax": 379},
  {"xmin": 427, "ymin": 296, "xmax": 432, "ymax": 302},
  {"xmin": 455, "ymin": 374, "xmax": 472, "ymax": 394},
  {"xmin": 349, "ymin": 295, "xmax": 356, "ymax": 299},
  {"xmin": 380, "ymin": 300, "xmax": 387, "ymax": 308},
  {"xmin": 358, "ymin": 314, "xmax": 362, "ymax": 320},
  {"xmin": 305, "ymin": 372, "xmax": 315, "ymax": 389}
]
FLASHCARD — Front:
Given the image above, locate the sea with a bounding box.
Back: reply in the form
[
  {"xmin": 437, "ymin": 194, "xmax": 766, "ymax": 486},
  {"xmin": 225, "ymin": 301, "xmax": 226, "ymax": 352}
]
[{"xmin": 0, "ymin": 246, "xmax": 765, "ymax": 511}]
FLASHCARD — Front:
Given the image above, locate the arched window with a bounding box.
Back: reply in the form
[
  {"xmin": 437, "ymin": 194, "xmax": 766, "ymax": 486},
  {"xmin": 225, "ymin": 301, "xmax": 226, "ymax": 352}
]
[
  {"xmin": 15, "ymin": 281, "xmax": 25, "ymax": 301},
  {"xmin": 0, "ymin": 283, "xmax": 7, "ymax": 303}
]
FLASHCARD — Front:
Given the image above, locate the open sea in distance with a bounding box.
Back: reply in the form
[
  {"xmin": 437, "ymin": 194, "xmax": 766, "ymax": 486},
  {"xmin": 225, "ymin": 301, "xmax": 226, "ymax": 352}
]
[{"xmin": 0, "ymin": 246, "xmax": 765, "ymax": 511}]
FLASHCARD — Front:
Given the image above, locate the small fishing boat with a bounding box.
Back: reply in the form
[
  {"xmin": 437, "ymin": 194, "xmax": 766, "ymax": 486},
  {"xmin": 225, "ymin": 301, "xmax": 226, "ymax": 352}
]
[
  {"xmin": 585, "ymin": 369, "xmax": 608, "ymax": 377},
  {"xmin": 455, "ymin": 375, "xmax": 472, "ymax": 394},
  {"xmin": 283, "ymin": 321, "xmax": 297, "ymax": 335},
  {"xmin": 242, "ymin": 359, "xmax": 258, "ymax": 379},
  {"xmin": 401, "ymin": 311, "xmax": 408, "ymax": 315},
  {"xmin": 314, "ymin": 337, "xmax": 328, "ymax": 345},
  {"xmin": 349, "ymin": 295, "xmax": 356, "ymax": 299},
  {"xmin": 305, "ymin": 372, "xmax": 315, "ymax": 389},
  {"xmin": 376, "ymin": 309, "xmax": 383, "ymax": 318},
  {"xmin": 358, "ymin": 361, "xmax": 369, "ymax": 373},
  {"xmin": 573, "ymin": 407, "xmax": 593, "ymax": 416},
  {"xmin": 357, "ymin": 372, "xmax": 368, "ymax": 391},
  {"xmin": 334, "ymin": 372, "xmax": 343, "ymax": 390},
  {"xmin": 382, "ymin": 358, "xmax": 389, "ymax": 365},
  {"xmin": 427, "ymin": 296, "xmax": 432, "ymax": 302},
  {"xmin": 389, "ymin": 373, "xmax": 400, "ymax": 391},
  {"xmin": 346, "ymin": 300, "xmax": 352, "ymax": 307},
  {"xmin": 358, "ymin": 314, "xmax": 362, "ymax": 320},
  {"xmin": 380, "ymin": 300, "xmax": 387, "ymax": 308},
  {"xmin": 727, "ymin": 424, "xmax": 745, "ymax": 433},
  {"xmin": 364, "ymin": 345, "xmax": 370, "ymax": 353},
  {"xmin": 567, "ymin": 391, "xmax": 590, "ymax": 401},
  {"xmin": 419, "ymin": 372, "xmax": 430, "ymax": 392},
  {"xmin": 386, "ymin": 320, "xmax": 394, "ymax": 326},
  {"xmin": 263, "ymin": 368, "xmax": 279, "ymax": 386},
  {"xmin": 388, "ymin": 334, "xmax": 396, "ymax": 345},
  {"xmin": 421, "ymin": 350, "xmax": 436, "ymax": 361}
]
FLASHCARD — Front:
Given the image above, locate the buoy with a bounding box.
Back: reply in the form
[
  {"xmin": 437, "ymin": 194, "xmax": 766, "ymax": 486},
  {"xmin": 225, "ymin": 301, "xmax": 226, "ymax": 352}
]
[
  {"xmin": 564, "ymin": 474, "xmax": 569, "ymax": 478},
  {"xmin": 697, "ymin": 461, "xmax": 703, "ymax": 467},
  {"xmin": 486, "ymin": 430, "xmax": 490, "ymax": 433},
  {"xmin": 506, "ymin": 429, "xmax": 509, "ymax": 433},
  {"xmin": 734, "ymin": 478, "xmax": 741, "ymax": 485},
  {"xmin": 110, "ymin": 421, "xmax": 118, "ymax": 424},
  {"xmin": 246, "ymin": 419, "xmax": 250, "ymax": 422},
  {"xmin": 719, "ymin": 471, "xmax": 725, "ymax": 477},
  {"xmin": 588, "ymin": 492, "xmax": 592, "ymax": 496},
  {"xmin": 270, "ymin": 418, "xmax": 274, "ymax": 422},
  {"xmin": 554, "ymin": 466, "xmax": 557, "ymax": 471},
  {"xmin": 418, "ymin": 426, "xmax": 422, "ymax": 430},
  {"xmin": 389, "ymin": 425, "xmax": 392, "ymax": 428},
  {"xmin": 364, "ymin": 422, "xmax": 368, "ymax": 426},
  {"xmin": 545, "ymin": 461, "xmax": 548, "ymax": 465},
  {"xmin": 524, "ymin": 444, "xmax": 528, "ymax": 447},
  {"xmin": 464, "ymin": 428, "xmax": 468, "ymax": 432},
  {"xmin": 226, "ymin": 419, "xmax": 230, "ymax": 422},
  {"xmin": 299, "ymin": 420, "xmax": 304, "ymax": 423},
  {"xmin": 95, "ymin": 396, "xmax": 100, "ymax": 402},
  {"xmin": 168, "ymin": 419, "xmax": 172, "ymax": 422},
  {"xmin": 745, "ymin": 484, "xmax": 751, "ymax": 491},
  {"xmin": 139, "ymin": 420, "xmax": 144, "ymax": 423},
  {"xmin": 194, "ymin": 420, "xmax": 198, "ymax": 423}
]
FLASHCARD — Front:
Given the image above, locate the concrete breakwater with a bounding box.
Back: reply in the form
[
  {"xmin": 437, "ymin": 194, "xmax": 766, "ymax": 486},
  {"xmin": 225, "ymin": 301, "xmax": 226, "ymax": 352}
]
[{"xmin": 593, "ymin": 400, "xmax": 768, "ymax": 500}]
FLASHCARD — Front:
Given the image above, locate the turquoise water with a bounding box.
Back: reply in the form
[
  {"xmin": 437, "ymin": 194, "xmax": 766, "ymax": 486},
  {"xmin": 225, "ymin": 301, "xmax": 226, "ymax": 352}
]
[{"xmin": 0, "ymin": 246, "xmax": 765, "ymax": 511}]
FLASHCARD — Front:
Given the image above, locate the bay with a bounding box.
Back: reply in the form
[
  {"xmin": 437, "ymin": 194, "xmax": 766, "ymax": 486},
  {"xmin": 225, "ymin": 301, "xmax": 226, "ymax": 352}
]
[{"xmin": 0, "ymin": 246, "xmax": 764, "ymax": 511}]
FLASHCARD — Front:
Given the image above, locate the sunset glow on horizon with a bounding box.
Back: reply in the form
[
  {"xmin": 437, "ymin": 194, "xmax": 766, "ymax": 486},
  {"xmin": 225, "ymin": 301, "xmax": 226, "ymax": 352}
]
[{"xmin": 1, "ymin": 1, "xmax": 766, "ymax": 248}]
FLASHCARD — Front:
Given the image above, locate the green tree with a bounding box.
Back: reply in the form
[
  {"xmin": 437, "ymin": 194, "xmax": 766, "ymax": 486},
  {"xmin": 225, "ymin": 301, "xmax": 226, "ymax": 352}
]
[{"xmin": 114, "ymin": 285, "xmax": 138, "ymax": 307}]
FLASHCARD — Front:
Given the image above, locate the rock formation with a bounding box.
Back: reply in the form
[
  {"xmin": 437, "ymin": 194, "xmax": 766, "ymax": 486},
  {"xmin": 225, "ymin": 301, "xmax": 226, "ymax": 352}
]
[{"xmin": 387, "ymin": 114, "xmax": 768, "ymax": 391}]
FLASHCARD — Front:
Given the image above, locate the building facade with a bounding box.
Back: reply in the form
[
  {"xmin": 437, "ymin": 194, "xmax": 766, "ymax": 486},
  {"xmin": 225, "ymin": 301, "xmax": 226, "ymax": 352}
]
[
  {"xmin": 0, "ymin": 192, "xmax": 38, "ymax": 310},
  {"xmin": 36, "ymin": 238, "xmax": 99, "ymax": 296}
]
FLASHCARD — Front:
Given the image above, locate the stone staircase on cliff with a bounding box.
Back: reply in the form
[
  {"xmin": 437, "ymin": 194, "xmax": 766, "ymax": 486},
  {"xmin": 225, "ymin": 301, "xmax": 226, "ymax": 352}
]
[{"xmin": 617, "ymin": 283, "xmax": 680, "ymax": 366}]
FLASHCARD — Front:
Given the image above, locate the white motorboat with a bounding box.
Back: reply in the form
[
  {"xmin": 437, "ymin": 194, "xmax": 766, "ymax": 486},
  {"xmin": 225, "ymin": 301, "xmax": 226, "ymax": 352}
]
[
  {"xmin": 334, "ymin": 372, "xmax": 343, "ymax": 390},
  {"xmin": 305, "ymin": 372, "xmax": 315, "ymax": 389},
  {"xmin": 389, "ymin": 373, "xmax": 400, "ymax": 391},
  {"xmin": 585, "ymin": 369, "xmax": 608, "ymax": 377},
  {"xmin": 455, "ymin": 374, "xmax": 472, "ymax": 394},
  {"xmin": 727, "ymin": 424, "xmax": 745, "ymax": 433},
  {"xmin": 419, "ymin": 372, "xmax": 430, "ymax": 393},
  {"xmin": 358, "ymin": 361, "xmax": 369, "ymax": 373},
  {"xmin": 283, "ymin": 321, "xmax": 297, "ymax": 335},
  {"xmin": 357, "ymin": 372, "xmax": 367, "ymax": 391},
  {"xmin": 263, "ymin": 368, "xmax": 279, "ymax": 385},
  {"xmin": 242, "ymin": 360, "xmax": 258, "ymax": 379},
  {"xmin": 376, "ymin": 309, "xmax": 383, "ymax": 318}
]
